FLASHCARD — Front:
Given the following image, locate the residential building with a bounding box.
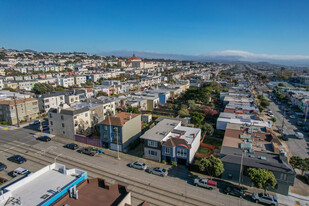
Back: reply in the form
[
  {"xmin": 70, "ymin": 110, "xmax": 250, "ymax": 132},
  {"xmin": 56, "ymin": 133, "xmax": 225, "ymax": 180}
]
[
  {"xmin": 216, "ymin": 112, "xmax": 271, "ymax": 130},
  {"xmin": 140, "ymin": 119, "xmax": 201, "ymax": 165},
  {"xmin": 220, "ymin": 123, "xmax": 295, "ymax": 195},
  {"xmin": 0, "ymin": 163, "xmax": 87, "ymax": 206},
  {"xmin": 54, "ymin": 178, "xmax": 135, "ymax": 206},
  {"xmin": 57, "ymin": 77, "xmax": 75, "ymax": 88},
  {"xmin": 74, "ymin": 75, "xmax": 87, "ymax": 86},
  {"xmin": 48, "ymin": 102, "xmax": 108, "ymax": 139},
  {"xmin": 98, "ymin": 112, "xmax": 142, "ymax": 152},
  {"xmin": 38, "ymin": 92, "xmax": 66, "ymax": 113},
  {"xmin": 0, "ymin": 97, "xmax": 39, "ymax": 125}
]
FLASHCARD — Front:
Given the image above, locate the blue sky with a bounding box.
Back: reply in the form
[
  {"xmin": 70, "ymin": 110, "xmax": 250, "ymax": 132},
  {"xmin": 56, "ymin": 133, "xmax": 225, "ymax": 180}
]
[{"xmin": 0, "ymin": 0, "xmax": 309, "ymax": 57}]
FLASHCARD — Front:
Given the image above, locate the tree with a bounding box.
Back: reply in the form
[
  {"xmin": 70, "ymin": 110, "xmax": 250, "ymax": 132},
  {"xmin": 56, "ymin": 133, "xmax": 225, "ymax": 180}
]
[
  {"xmin": 290, "ymin": 156, "xmax": 309, "ymax": 175},
  {"xmin": 278, "ymin": 83, "xmax": 284, "ymax": 87},
  {"xmin": 190, "ymin": 112, "xmax": 205, "ymax": 128},
  {"xmin": 260, "ymin": 99, "xmax": 270, "ymax": 107},
  {"xmin": 272, "ymin": 117, "xmax": 277, "ymax": 122},
  {"xmin": 203, "ymin": 108, "xmax": 219, "ymax": 117},
  {"xmin": 247, "ymin": 168, "xmax": 277, "ymax": 193},
  {"xmin": 202, "ymin": 123, "xmax": 214, "ymax": 135},
  {"xmin": 199, "ymin": 155, "xmax": 224, "ymax": 178},
  {"xmin": 187, "ymin": 100, "xmax": 196, "ymax": 110},
  {"xmin": 96, "ymin": 91, "xmax": 108, "ymax": 97},
  {"xmin": 32, "ymin": 83, "xmax": 54, "ymax": 94},
  {"xmin": 127, "ymin": 106, "xmax": 139, "ymax": 114}
]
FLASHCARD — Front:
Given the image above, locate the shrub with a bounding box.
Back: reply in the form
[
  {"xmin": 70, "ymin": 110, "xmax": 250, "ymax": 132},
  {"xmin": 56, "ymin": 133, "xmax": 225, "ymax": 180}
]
[
  {"xmin": 272, "ymin": 117, "xmax": 277, "ymax": 122},
  {"xmin": 162, "ymin": 160, "xmax": 166, "ymax": 164},
  {"xmin": 171, "ymin": 161, "xmax": 177, "ymax": 166}
]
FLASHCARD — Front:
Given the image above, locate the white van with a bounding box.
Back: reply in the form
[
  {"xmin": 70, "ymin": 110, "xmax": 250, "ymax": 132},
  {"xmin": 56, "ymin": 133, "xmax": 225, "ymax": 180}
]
[
  {"xmin": 296, "ymin": 132, "xmax": 304, "ymax": 139},
  {"xmin": 13, "ymin": 167, "xmax": 31, "ymax": 177}
]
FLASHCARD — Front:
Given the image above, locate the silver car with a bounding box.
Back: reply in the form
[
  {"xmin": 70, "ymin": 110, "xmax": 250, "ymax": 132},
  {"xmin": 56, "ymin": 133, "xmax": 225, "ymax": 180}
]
[
  {"xmin": 129, "ymin": 161, "xmax": 147, "ymax": 170},
  {"xmin": 252, "ymin": 193, "xmax": 278, "ymax": 206},
  {"xmin": 149, "ymin": 167, "xmax": 168, "ymax": 177}
]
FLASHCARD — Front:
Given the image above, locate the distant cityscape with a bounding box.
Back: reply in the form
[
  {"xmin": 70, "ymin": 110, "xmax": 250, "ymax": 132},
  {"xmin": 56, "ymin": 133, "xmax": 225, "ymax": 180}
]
[{"xmin": 0, "ymin": 47, "xmax": 308, "ymax": 206}]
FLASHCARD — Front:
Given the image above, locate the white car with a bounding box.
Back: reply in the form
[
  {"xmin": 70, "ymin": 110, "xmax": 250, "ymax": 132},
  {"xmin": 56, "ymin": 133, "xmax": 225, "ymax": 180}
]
[
  {"xmin": 149, "ymin": 167, "xmax": 168, "ymax": 177},
  {"xmin": 13, "ymin": 167, "xmax": 31, "ymax": 177},
  {"xmin": 252, "ymin": 193, "xmax": 278, "ymax": 206},
  {"xmin": 289, "ymin": 115, "xmax": 296, "ymax": 119},
  {"xmin": 296, "ymin": 132, "xmax": 304, "ymax": 139},
  {"xmin": 129, "ymin": 161, "xmax": 147, "ymax": 170},
  {"xmin": 194, "ymin": 178, "xmax": 217, "ymax": 190}
]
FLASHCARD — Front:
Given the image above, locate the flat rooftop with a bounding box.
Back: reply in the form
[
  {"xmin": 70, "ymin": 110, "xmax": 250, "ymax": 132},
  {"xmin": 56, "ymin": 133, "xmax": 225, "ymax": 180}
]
[
  {"xmin": 0, "ymin": 163, "xmax": 87, "ymax": 206},
  {"xmin": 54, "ymin": 178, "xmax": 131, "ymax": 206}
]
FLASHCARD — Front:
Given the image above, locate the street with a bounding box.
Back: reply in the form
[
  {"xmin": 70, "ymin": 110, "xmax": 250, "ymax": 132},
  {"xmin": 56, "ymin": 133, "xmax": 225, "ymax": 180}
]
[
  {"xmin": 265, "ymin": 93, "xmax": 309, "ymax": 158},
  {"xmin": 0, "ymin": 127, "xmax": 260, "ymax": 206}
]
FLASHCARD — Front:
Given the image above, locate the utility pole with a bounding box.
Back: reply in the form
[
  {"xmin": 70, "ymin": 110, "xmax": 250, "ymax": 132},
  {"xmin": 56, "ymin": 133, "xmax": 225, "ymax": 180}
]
[
  {"xmin": 238, "ymin": 150, "xmax": 246, "ymax": 188},
  {"xmin": 116, "ymin": 129, "xmax": 120, "ymax": 160},
  {"xmin": 281, "ymin": 109, "xmax": 286, "ymax": 138},
  {"xmin": 13, "ymin": 94, "xmax": 20, "ymax": 127},
  {"xmin": 305, "ymin": 104, "xmax": 308, "ymax": 123}
]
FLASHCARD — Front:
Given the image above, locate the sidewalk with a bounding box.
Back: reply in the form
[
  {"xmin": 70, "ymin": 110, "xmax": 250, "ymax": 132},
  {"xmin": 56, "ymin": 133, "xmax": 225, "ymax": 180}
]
[{"xmin": 277, "ymin": 193, "xmax": 309, "ymax": 206}]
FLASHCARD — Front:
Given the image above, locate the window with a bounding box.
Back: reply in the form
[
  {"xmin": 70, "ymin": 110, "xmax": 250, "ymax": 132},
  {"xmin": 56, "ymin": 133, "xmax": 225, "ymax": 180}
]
[
  {"xmin": 148, "ymin": 141, "xmax": 158, "ymax": 147},
  {"xmin": 50, "ymin": 121, "xmax": 53, "ymax": 125},
  {"xmin": 63, "ymin": 131, "xmax": 65, "ymax": 134},
  {"xmin": 62, "ymin": 123, "xmax": 65, "ymax": 127},
  {"xmin": 104, "ymin": 126, "xmax": 107, "ymax": 131},
  {"xmin": 177, "ymin": 148, "xmax": 187, "ymax": 157},
  {"xmin": 148, "ymin": 150, "xmax": 157, "ymax": 156},
  {"xmin": 165, "ymin": 147, "xmax": 170, "ymax": 154},
  {"xmin": 49, "ymin": 113, "xmax": 52, "ymax": 118},
  {"xmin": 61, "ymin": 115, "xmax": 64, "ymax": 120},
  {"xmin": 85, "ymin": 113, "xmax": 88, "ymax": 117}
]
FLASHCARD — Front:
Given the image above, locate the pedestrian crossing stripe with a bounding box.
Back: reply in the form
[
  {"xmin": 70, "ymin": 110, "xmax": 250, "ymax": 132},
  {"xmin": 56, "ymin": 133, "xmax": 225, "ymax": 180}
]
[
  {"xmin": 4, "ymin": 128, "xmax": 8, "ymax": 130},
  {"xmin": 14, "ymin": 127, "xmax": 18, "ymax": 129}
]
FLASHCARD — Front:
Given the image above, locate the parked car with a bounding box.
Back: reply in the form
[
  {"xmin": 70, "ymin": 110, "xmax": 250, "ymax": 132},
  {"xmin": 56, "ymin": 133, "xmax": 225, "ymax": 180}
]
[
  {"xmin": 0, "ymin": 162, "xmax": 7, "ymax": 171},
  {"xmin": 30, "ymin": 120, "xmax": 40, "ymax": 125},
  {"xmin": 129, "ymin": 161, "xmax": 147, "ymax": 170},
  {"xmin": 297, "ymin": 121, "xmax": 305, "ymax": 126},
  {"xmin": 194, "ymin": 178, "xmax": 217, "ymax": 190},
  {"xmin": 252, "ymin": 193, "xmax": 278, "ymax": 206},
  {"xmin": 302, "ymin": 127, "xmax": 309, "ymax": 132},
  {"xmin": 296, "ymin": 132, "xmax": 304, "ymax": 139},
  {"xmin": 289, "ymin": 115, "xmax": 296, "ymax": 119},
  {"xmin": 79, "ymin": 147, "xmax": 98, "ymax": 156},
  {"xmin": 36, "ymin": 136, "xmax": 51, "ymax": 142},
  {"xmin": 149, "ymin": 167, "xmax": 168, "ymax": 177},
  {"xmin": 64, "ymin": 143, "xmax": 79, "ymax": 150},
  {"xmin": 8, "ymin": 155, "xmax": 27, "ymax": 164},
  {"xmin": 42, "ymin": 125, "xmax": 49, "ymax": 131},
  {"xmin": 282, "ymin": 134, "xmax": 288, "ymax": 141},
  {"xmin": 223, "ymin": 186, "xmax": 246, "ymax": 198},
  {"xmin": 12, "ymin": 167, "xmax": 31, "ymax": 177}
]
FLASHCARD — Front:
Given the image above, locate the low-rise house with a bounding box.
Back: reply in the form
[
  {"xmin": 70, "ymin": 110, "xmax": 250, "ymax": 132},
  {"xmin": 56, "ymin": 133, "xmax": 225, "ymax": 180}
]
[
  {"xmin": 98, "ymin": 112, "xmax": 141, "ymax": 152},
  {"xmin": 140, "ymin": 119, "xmax": 201, "ymax": 165},
  {"xmin": 220, "ymin": 123, "xmax": 295, "ymax": 195},
  {"xmin": 38, "ymin": 92, "xmax": 66, "ymax": 113},
  {"xmin": 216, "ymin": 112, "xmax": 271, "ymax": 130}
]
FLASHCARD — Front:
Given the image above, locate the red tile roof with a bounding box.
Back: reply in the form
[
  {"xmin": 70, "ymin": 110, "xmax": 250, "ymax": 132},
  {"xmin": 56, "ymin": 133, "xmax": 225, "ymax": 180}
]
[{"xmin": 99, "ymin": 112, "xmax": 140, "ymax": 126}]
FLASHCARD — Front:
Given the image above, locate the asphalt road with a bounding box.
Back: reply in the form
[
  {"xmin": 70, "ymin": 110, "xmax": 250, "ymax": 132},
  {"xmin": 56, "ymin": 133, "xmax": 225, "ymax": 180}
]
[
  {"xmin": 0, "ymin": 127, "xmax": 260, "ymax": 206},
  {"xmin": 265, "ymin": 93, "xmax": 309, "ymax": 158}
]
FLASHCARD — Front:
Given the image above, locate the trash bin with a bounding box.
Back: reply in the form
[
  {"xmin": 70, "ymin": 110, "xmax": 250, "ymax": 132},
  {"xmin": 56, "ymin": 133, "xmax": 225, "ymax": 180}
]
[{"xmin": 98, "ymin": 149, "xmax": 103, "ymax": 153}]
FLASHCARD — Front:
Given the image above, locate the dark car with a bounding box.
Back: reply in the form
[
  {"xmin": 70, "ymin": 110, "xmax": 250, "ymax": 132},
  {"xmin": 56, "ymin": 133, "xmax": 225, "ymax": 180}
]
[
  {"xmin": 37, "ymin": 136, "xmax": 51, "ymax": 142},
  {"xmin": 302, "ymin": 127, "xmax": 309, "ymax": 132},
  {"xmin": 64, "ymin": 143, "xmax": 79, "ymax": 150},
  {"xmin": 8, "ymin": 155, "xmax": 27, "ymax": 164},
  {"xmin": 223, "ymin": 186, "xmax": 246, "ymax": 198},
  {"xmin": 0, "ymin": 162, "xmax": 7, "ymax": 171},
  {"xmin": 79, "ymin": 147, "xmax": 98, "ymax": 156}
]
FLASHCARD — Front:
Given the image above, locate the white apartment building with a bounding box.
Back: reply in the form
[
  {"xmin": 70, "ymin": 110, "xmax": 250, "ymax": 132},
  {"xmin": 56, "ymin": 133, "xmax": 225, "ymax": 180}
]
[
  {"xmin": 74, "ymin": 76, "xmax": 87, "ymax": 86},
  {"xmin": 38, "ymin": 93, "xmax": 66, "ymax": 113},
  {"xmin": 57, "ymin": 77, "xmax": 75, "ymax": 88}
]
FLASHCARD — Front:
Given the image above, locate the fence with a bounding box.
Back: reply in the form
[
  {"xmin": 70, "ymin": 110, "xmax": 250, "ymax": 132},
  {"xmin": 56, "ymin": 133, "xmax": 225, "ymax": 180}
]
[{"xmin": 75, "ymin": 135, "xmax": 102, "ymax": 148}]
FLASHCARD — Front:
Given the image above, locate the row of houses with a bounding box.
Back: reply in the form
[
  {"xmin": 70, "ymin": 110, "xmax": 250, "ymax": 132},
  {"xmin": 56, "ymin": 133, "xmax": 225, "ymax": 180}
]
[{"xmin": 218, "ymin": 82, "xmax": 295, "ymax": 195}]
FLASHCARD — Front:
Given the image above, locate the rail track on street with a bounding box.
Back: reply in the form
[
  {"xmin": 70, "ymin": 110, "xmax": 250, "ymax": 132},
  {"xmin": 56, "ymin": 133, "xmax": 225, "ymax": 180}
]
[{"xmin": 0, "ymin": 140, "xmax": 222, "ymax": 206}]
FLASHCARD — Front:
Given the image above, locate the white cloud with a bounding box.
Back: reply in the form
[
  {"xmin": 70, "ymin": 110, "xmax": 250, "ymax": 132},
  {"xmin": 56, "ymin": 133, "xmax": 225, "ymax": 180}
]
[{"xmin": 208, "ymin": 50, "xmax": 309, "ymax": 61}]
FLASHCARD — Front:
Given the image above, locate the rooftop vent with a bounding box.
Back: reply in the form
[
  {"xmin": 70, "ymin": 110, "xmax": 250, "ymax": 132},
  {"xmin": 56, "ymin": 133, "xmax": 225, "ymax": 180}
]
[{"xmin": 259, "ymin": 156, "xmax": 267, "ymax": 160}]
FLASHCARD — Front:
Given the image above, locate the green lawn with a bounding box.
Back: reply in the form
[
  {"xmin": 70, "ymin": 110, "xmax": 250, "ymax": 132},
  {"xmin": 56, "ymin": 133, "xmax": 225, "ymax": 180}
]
[
  {"xmin": 203, "ymin": 138, "xmax": 223, "ymax": 146},
  {"xmin": 197, "ymin": 147, "xmax": 211, "ymax": 154}
]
